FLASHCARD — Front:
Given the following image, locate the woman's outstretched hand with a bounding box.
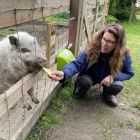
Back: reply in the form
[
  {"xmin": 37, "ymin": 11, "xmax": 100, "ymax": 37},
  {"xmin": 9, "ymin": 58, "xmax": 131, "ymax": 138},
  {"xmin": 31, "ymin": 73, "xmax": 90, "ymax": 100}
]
[{"xmin": 49, "ymin": 70, "xmax": 64, "ymax": 81}]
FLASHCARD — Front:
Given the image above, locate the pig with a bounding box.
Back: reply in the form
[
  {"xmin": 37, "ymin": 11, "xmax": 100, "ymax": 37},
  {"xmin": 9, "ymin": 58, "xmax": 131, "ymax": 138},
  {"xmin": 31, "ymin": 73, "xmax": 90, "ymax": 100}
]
[{"xmin": 0, "ymin": 32, "xmax": 47, "ymax": 110}]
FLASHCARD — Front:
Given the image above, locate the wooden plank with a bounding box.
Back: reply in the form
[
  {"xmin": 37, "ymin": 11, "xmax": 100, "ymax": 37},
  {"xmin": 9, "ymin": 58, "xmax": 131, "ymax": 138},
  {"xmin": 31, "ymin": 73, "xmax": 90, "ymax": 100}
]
[
  {"xmin": 0, "ymin": 6, "xmax": 69, "ymax": 29},
  {"xmin": 46, "ymin": 22, "xmax": 57, "ymax": 68},
  {"xmin": 75, "ymin": 0, "xmax": 85, "ymax": 55},
  {"xmin": 99, "ymin": 0, "xmax": 105, "ymax": 6},
  {"xmin": 87, "ymin": 0, "xmax": 96, "ymax": 5},
  {"xmin": 101, "ymin": 0, "xmax": 110, "ymax": 27},
  {"xmin": 0, "ymin": 70, "xmax": 45, "ymax": 118},
  {"xmin": 86, "ymin": 4, "xmax": 96, "ymax": 10},
  {"xmin": 0, "ymin": 0, "xmax": 35, "ymax": 11},
  {"xmin": 44, "ymin": 0, "xmax": 70, "ymax": 8},
  {"xmin": 88, "ymin": 15, "xmax": 95, "ymax": 21},
  {"xmin": 0, "ymin": 74, "xmax": 58, "ymax": 139},
  {"xmin": 93, "ymin": 1, "xmax": 100, "ymax": 33},
  {"xmin": 70, "ymin": 0, "xmax": 84, "ymax": 56},
  {"xmin": 0, "ymin": 0, "xmax": 70, "ymax": 11},
  {"xmin": 84, "ymin": 7, "xmax": 91, "ymax": 43},
  {"xmin": 96, "ymin": 16, "xmax": 102, "ymax": 24},
  {"xmin": 13, "ymin": 83, "xmax": 61, "ymax": 140}
]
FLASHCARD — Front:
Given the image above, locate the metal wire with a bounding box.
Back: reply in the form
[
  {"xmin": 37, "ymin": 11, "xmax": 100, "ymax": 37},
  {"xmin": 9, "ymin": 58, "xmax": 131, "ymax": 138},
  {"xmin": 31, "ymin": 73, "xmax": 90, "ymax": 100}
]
[
  {"xmin": 40, "ymin": 3, "xmax": 49, "ymax": 103},
  {"xmin": 14, "ymin": 8, "xmax": 26, "ymax": 140}
]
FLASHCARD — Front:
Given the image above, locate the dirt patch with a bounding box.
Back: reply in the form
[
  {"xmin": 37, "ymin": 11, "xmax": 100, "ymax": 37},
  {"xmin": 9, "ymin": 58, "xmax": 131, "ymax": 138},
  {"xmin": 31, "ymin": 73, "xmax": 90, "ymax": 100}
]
[{"xmin": 46, "ymin": 89, "xmax": 140, "ymax": 140}]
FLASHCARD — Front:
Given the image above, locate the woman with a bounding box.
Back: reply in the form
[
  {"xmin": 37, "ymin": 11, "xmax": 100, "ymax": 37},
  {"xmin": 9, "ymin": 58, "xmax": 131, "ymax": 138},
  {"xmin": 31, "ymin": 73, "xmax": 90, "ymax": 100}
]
[{"xmin": 50, "ymin": 24, "xmax": 134, "ymax": 107}]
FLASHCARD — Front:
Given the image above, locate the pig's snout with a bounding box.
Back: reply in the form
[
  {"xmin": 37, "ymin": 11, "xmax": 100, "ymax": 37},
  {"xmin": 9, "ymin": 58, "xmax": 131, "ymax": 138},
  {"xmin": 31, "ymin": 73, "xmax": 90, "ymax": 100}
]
[
  {"xmin": 26, "ymin": 57, "xmax": 47, "ymax": 72},
  {"xmin": 37, "ymin": 57, "xmax": 47, "ymax": 68}
]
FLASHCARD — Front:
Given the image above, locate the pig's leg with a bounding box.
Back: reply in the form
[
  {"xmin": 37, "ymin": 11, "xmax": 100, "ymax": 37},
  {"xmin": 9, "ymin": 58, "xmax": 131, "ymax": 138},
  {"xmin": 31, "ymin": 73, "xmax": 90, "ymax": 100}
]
[{"xmin": 27, "ymin": 87, "xmax": 39, "ymax": 104}]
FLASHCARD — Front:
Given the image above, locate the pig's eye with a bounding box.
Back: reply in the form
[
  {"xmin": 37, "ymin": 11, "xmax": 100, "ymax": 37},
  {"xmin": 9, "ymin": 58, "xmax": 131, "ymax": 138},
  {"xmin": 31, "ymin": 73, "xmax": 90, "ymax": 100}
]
[{"xmin": 21, "ymin": 48, "xmax": 30, "ymax": 53}]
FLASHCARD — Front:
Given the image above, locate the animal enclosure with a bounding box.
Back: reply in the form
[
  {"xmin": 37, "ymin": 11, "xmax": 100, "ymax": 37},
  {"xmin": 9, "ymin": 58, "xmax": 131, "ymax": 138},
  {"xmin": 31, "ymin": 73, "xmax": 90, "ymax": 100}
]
[{"xmin": 0, "ymin": 0, "xmax": 109, "ymax": 140}]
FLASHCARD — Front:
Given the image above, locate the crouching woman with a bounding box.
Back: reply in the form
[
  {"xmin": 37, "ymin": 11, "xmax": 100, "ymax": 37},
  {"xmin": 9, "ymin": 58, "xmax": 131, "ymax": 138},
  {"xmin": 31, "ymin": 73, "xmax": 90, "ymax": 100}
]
[{"xmin": 49, "ymin": 24, "xmax": 134, "ymax": 107}]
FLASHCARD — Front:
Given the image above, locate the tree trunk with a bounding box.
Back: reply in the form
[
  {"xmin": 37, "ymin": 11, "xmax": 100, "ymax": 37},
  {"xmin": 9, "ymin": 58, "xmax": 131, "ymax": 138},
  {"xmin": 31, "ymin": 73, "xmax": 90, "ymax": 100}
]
[{"xmin": 128, "ymin": 0, "xmax": 136, "ymax": 23}]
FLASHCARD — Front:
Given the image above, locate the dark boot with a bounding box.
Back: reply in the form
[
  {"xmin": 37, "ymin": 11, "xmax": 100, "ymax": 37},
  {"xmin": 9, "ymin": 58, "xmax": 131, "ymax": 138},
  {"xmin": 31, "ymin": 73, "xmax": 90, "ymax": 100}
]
[
  {"xmin": 102, "ymin": 94, "xmax": 118, "ymax": 107},
  {"xmin": 102, "ymin": 81, "xmax": 123, "ymax": 107}
]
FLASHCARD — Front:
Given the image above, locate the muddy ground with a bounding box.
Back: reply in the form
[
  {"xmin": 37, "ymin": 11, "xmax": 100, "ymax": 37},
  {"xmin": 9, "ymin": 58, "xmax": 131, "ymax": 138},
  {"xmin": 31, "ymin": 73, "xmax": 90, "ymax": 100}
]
[{"xmin": 46, "ymin": 86, "xmax": 140, "ymax": 140}]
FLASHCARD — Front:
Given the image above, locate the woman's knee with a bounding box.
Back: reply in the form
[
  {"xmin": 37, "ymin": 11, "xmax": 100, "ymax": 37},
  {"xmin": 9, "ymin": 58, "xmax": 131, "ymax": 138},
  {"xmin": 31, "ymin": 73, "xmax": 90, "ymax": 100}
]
[
  {"xmin": 72, "ymin": 75, "xmax": 93, "ymax": 99},
  {"xmin": 76, "ymin": 75, "xmax": 93, "ymax": 88},
  {"xmin": 103, "ymin": 81, "xmax": 124, "ymax": 95}
]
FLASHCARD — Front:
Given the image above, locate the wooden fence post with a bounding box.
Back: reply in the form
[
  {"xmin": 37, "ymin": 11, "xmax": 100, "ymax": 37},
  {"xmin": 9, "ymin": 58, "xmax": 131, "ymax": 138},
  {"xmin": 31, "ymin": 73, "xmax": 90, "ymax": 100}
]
[
  {"xmin": 70, "ymin": 0, "xmax": 84, "ymax": 56},
  {"xmin": 101, "ymin": 0, "xmax": 110, "ymax": 28}
]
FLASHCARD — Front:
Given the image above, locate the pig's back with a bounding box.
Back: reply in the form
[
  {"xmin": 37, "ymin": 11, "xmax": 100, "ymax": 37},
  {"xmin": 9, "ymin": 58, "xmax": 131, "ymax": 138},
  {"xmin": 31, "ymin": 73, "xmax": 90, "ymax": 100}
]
[{"xmin": 0, "ymin": 37, "xmax": 11, "ymax": 64}]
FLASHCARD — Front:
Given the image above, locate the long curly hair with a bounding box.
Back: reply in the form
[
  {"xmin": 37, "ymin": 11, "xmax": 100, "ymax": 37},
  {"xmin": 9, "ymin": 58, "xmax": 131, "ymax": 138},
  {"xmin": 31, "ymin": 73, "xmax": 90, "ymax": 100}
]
[{"xmin": 86, "ymin": 24, "xmax": 129, "ymax": 76}]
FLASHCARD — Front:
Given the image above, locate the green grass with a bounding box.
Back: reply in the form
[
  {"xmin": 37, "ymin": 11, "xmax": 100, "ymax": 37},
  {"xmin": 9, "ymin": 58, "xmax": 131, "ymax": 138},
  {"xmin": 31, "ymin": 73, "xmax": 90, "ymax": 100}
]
[
  {"xmin": 127, "ymin": 120, "xmax": 140, "ymax": 132},
  {"xmin": 26, "ymin": 111, "xmax": 61, "ymax": 140},
  {"xmin": 136, "ymin": 8, "xmax": 140, "ymax": 15},
  {"xmin": 26, "ymin": 82, "xmax": 76, "ymax": 140},
  {"xmin": 0, "ymin": 28, "xmax": 16, "ymax": 37},
  {"xmin": 40, "ymin": 16, "xmax": 69, "ymax": 24},
  {"xmin": 46, "ymin": 16, "xmax": 69, "ymax": 23},
  {"xmin": 133, "ymin": 101, "xmax": 140, "ymax": 110},
  {"xmin": 120, "ymin": 21, "xmax": 140, "ymax": 107},
  {"xmin": 136, "ymin": 8, "xmax": 140, "ymax": 20}
]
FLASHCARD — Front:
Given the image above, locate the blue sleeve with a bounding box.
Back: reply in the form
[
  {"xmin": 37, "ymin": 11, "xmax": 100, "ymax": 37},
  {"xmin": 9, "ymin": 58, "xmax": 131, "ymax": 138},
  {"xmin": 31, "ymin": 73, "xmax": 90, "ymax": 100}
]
[
  {"xmin": 62, "ymin": 51, "xmax": 88, "ymax": 80},
  {"xmin": 115, "ymin": 54, "xmax": 134, "ymax": 81}
]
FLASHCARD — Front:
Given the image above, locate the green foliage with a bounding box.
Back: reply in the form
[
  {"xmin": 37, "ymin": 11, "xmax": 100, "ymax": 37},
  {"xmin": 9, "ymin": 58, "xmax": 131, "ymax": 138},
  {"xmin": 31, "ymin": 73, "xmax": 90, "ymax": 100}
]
[
  {"xmin": 134, "ymin": 101, "xmax": 140, "ymax": 110},
  {"xmin": 50, "ymin": 82, "xmax": 76, "ymax": 114},
  {"xmin": 106, "ymin": 15, "xmax": 118, "ymax": 23},
  {"xmin": 54, "ymin": 12, "xmax": 70, "ymax": 19},
  {"xmin": 115, "ymin": 9, "xmax": 131, "ymax": 20},
  {"xmin": 136, "ymin": 8, "xmax": 140, "ymax": 20},
  {"xmin": 120, "ymin": 21, "xmax": 140, "ymax": 113},
  {"xmin": 135, "ymin": 122, "xmax": 140, "ymax": 131},
  {"xmin": 0, "ymin": 28, "xmax": 16, "ymax": 37},
  {"xmin": 108, "ymin": 0, "xmax": 131, "ymax": 20},
  {"xmin": 40, "ymin": 12, "xmax": 70, "ymax": 23},
  {"xmin": 136, "ymin": 8, "xmax": 140, "ymax": 15},
  {"xmin": 46, "ymin": 16, "xmax": 69, "ymax": 23},
  {"xmin": 26, "ymin": 112, "xmax": 60, "ymax": 140},
  {"xmin": 26, "ymin": 82, "xmax": 76, "ymax": 140},
  {"xmin": 127, "ymin": 120, "xmax": 140, "ymax": 132},
  {"xmin": 37, "ymin": 112, "xmax": 60, "ymax": 129}
]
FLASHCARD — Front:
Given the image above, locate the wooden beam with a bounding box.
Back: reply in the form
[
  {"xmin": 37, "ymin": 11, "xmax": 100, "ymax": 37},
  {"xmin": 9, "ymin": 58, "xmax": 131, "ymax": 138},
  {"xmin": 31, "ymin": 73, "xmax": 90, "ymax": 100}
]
[
  {"xmin": 70, "ymin": 0, "xmax": 84, "ymax": 56},
  {"xmin": 0, "ymin": 70, "xmax": 45, "ymax": 118},
  {"xmin": 99, "ymin": 0, "xmax": 110, "ymax": 29},
  {"xmin": 93, "ymin": 0, "xmax": 100, "ymax": 33},
  {"xmin": 84, "ymin": 7, "xmax": 91, "ymax": 43},
  {"xmin": 0, "ymin": 0, "xmax": 70, "ymax": 11},
  {"xmin": 0, "ymin": 6, "xmax": 69, "ymax": 29},
  {"xmin": 13, "ymin": 83, "xmax": 61, "ymax": 140}
]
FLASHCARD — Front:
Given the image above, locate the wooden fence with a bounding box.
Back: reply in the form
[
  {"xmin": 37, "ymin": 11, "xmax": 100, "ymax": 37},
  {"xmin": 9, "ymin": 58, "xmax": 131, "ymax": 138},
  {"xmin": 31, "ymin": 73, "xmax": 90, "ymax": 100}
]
[{"xmin": 0, "ymin": 0, "xmax": 109, "ymax": 139}]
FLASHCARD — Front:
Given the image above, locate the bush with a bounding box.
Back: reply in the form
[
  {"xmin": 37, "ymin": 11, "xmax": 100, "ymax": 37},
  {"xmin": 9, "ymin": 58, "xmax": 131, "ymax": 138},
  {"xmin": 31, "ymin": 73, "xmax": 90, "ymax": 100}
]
[
  {"xmin": 115, "ymin": 9, "xmax": 131, "ymax": 20},
  {"xmin": 54, "ymin": 12, "xmax": 70, "ymax": 19},
  {"xmin": 108, "ymin": 0, "xmax": 131, "ymax": 21},
  {"xmin": 106, "ymin": 15, "xmax": 118, "ymax": 23}
]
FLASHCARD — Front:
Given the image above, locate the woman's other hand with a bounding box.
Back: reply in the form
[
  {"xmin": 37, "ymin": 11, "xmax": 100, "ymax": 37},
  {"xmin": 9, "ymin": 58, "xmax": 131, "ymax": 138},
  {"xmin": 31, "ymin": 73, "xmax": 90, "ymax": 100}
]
[{"xmin": 100, "ymin": 75, "xmax": 114, "ymax": 86}]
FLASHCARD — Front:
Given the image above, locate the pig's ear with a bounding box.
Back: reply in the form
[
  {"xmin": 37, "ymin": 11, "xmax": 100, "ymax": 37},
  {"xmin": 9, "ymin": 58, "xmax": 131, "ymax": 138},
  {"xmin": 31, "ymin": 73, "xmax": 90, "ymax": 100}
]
[{"xmin": 9, "ymin": 36, "xmax": 19, "ymax": 48}]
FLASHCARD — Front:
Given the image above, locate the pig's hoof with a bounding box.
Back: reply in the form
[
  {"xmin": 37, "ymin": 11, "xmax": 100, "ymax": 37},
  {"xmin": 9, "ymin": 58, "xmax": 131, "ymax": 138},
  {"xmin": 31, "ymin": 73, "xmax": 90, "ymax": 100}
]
[
  {"xmin": 33, "ymin": 98, "xmax": 40, "ymax": 104},
  {"xmin": 23, "ymin": 104, "xmax": 32, "ymax": 111}
]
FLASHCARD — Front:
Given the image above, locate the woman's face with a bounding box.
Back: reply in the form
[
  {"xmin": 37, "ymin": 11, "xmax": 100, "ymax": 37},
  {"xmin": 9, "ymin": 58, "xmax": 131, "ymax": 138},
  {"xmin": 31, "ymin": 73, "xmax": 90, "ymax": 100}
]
[{"xmin": 101, "ymin": 31, "xmax": 117, "ymax": 54}]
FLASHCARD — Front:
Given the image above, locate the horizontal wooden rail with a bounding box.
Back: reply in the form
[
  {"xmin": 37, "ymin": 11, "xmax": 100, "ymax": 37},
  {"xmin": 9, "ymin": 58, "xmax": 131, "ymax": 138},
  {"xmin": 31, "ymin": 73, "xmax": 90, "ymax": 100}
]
[
  {"xmin": 0, "ymin": 6, "xmax": 69, "ymax": 29},
  {"xmin": 0, "ymin": 70, "xmax": 45, "ymax": 118}
]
